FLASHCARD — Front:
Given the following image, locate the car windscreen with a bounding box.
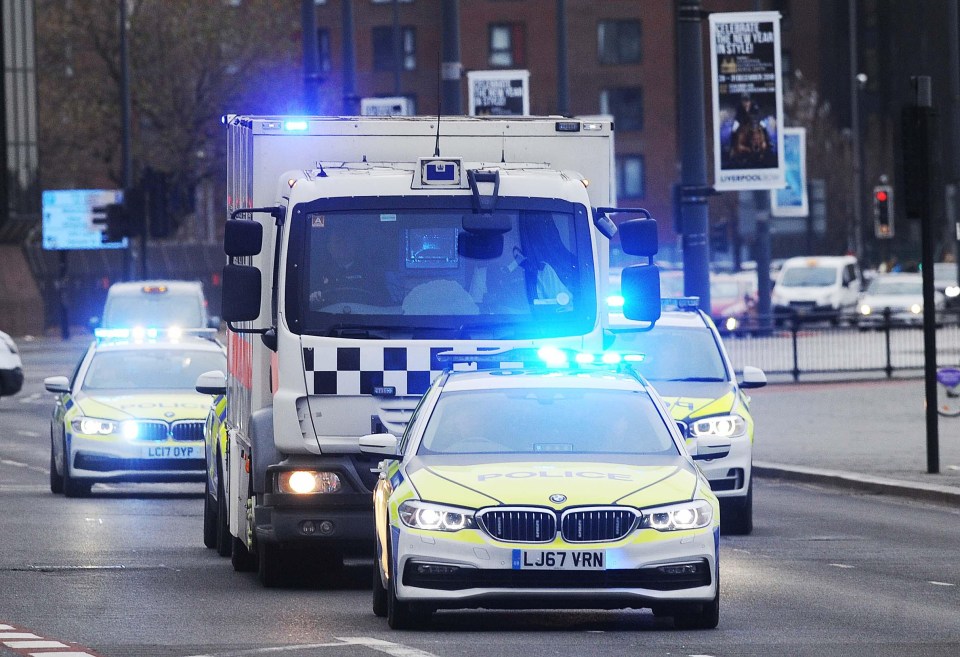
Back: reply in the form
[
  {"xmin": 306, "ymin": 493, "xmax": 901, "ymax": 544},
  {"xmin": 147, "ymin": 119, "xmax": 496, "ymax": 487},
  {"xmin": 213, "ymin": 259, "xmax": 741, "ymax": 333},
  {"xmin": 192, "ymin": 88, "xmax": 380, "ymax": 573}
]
[
  {"xmin": 612, "ymin": 326, "xmax": 729, "ymax": 382},
  {"xmin": 81, "ymin": 349, "xmax": 226, "ymax": 391},
  {"xmin": 418, "ymin": 388, "xmax": 677, "ymax": 456},
  {"xmin": 779, "ymin": 266, "xmax": 838, "ymax": 287},
  {"xmin": 284, "ymin": 198, "xmax": 596, "ymax": 340},
  {"xmin": 103, "ymin": 293, "xmax": 204, "ymax": 328}
]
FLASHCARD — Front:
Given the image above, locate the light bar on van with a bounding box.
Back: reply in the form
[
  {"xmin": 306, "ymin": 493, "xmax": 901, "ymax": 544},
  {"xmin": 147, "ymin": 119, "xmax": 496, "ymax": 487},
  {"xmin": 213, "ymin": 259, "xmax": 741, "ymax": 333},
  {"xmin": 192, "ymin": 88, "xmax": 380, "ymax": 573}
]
[
  {"xmin": 283, "ymin": 120, "xmax": 309, "ymax": 132},
  {"xmin": 435, "ymin": 347, "xmax": 645, "ymax": 371},
  {"xmin": 94, "ymin": 327, "xmax": 216, "ymax": 342}
]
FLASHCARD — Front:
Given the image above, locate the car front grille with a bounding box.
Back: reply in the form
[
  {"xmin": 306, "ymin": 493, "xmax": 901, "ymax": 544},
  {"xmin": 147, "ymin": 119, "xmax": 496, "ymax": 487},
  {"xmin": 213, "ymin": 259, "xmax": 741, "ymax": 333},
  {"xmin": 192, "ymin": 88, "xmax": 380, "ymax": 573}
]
[
  {"xmin": 132, "ymin": 420, "xmax": 204, "ymax": 441},
  {"xmin": 560, "ymin": 508, "xmax": 641, "ymax": 543},
  {"xmin": 477, "ymin": 506, "xmax": 641, "ymax": 543}
]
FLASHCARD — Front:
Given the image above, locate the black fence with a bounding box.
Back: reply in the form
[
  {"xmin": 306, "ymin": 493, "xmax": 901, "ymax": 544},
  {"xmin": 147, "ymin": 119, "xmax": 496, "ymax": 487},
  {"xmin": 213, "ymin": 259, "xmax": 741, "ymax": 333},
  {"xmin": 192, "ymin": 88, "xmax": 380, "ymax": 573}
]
[{"xmin": 720, "ymin": 309, "xmax": 960, "ymax": 382}]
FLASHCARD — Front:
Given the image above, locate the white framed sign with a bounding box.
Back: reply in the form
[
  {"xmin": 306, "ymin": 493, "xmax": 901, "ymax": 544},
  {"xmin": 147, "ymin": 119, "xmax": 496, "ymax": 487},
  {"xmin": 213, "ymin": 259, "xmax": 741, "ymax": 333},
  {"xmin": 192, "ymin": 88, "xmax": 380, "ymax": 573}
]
[
  {"xmin": 709, "ymin": 11, "xmax": 785, "ymax": 191},
  {"xmin": 467, "ymin": 69, "xmax": 530, "ymax": 117}
]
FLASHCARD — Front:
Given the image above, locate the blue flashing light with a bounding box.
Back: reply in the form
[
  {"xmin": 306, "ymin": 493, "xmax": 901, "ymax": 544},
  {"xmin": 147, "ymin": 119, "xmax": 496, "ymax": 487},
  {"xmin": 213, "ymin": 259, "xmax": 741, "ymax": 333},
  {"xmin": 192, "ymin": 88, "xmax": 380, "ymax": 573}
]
[
  {"xmin": 537, "ymin": 346, "xmax": 569, "ymax": 367},
  {"xmin": 284, "ymin": 120, "xmax": 309, "ymax": 132},
  {"xmin": 661, "ymin": 296, "xmax": 701, "ymax": 312},
  {"xmin": 574, "ymin": 352, "xmax": 596, "ymax": 364},
  {"xmin": 95, "ymin": 326, "xmax": 215, "ymax": 343},
  {"xmin": 607, "ymin": 294, "xmax": 625, "ymax": 309},
  {"xmin": 94, "ymin": 328, "xmax": 130, "ymax": 340},
  {"xmin": 624, "ymin": 354, "xmax": 646, "ymax": 363},
  {"xmin": 601, "ymin": 351, "xmax": 622, "ymax": 365}
]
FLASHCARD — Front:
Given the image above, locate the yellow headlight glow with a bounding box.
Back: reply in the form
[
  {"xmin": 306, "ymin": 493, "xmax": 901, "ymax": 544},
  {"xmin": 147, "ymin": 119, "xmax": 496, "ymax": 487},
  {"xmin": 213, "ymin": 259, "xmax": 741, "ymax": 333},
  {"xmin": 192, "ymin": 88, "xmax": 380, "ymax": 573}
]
[{"xmin": 278, "ymin": 470, "xmax": 341, "ymax": 495}]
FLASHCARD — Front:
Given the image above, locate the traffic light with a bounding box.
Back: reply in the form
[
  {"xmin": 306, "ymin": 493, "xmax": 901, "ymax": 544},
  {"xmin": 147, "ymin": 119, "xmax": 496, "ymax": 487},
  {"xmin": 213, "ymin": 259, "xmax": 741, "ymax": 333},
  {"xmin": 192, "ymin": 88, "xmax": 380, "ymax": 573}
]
[
  {"xmin": 873, "ymin": 185, "xmax": 894, "ymax": 239},
  {"xmin": 92, "ymin": 203, "xmax": 129, "ymax": 243}
]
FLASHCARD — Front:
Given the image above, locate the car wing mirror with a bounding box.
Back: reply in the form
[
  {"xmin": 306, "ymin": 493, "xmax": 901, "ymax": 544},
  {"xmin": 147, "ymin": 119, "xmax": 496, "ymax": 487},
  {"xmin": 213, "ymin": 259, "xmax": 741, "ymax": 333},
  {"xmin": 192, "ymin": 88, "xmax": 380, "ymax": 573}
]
[
  {"xmin": 739, "ymin": 365, "xmax": 767, "ymax": 389},
  {"xmin": 195, "ymin": 370, "xmax": 227, "ymax": 396},
  {"xmin": 43, "ymin": 376, "xmax": 70, "ymax": 394},
  {"xmin": 359, "ymin": 432, "xmax": 400, "ymax": 457}
]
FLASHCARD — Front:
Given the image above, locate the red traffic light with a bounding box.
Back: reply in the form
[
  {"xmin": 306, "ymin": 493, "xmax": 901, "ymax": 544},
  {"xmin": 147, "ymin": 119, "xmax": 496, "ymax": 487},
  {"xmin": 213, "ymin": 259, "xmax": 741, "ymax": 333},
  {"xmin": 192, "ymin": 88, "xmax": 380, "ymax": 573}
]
[{"xmin": 875, "ymin": 190, "xmax": 888, "ymax": 202}]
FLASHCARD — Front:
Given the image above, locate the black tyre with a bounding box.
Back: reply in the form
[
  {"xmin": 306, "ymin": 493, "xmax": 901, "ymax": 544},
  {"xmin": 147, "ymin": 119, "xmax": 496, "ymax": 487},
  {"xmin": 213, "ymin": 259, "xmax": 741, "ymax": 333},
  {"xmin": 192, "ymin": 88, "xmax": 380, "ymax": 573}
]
[
  {"xmin": 258, "ymin": 540, "xmax": 286, "ymax": 588},
  {"xmin": 203, "ymin": 475, "xmax": 217, "ymax": 549},
  {"xmin": 49, "ymin": 440, "xmax": 63, "ymax": 495},
  {"xmin": 372, "ymin": 557, "xmax": 388, "ymax": 617},
  {"xmin": 62, "ymin": 444, "xmax": 91, "ymax": 498},
  {"xmin": 215, "ymin": 457, "xmax": 232, "ymax": 557},
  {"xmin": 720, "ymin": 479, "xmax": 753, "ymax": 536},
  {"xmin": 386, "ymin": 534, "xmax": 429, "ymax": 629},
  {"xmin": 231, "ymin": 535, "xmax": 256, "ymax": 572},
  {"xmin": 673, "ymin": 572, "xmax": 720, "ymax": 630}
]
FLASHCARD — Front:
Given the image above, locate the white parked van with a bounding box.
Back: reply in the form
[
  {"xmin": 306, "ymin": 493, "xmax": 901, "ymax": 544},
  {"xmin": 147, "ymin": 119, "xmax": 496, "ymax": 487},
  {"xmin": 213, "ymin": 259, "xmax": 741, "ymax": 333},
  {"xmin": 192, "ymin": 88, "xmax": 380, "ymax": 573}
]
[
  {"xmin": 771, "ymin": 255, "xmax": 862, "ymax": 324},
  {"xmin": 98, "ymin": 280, "xmax": 216, "ymax": 329}
]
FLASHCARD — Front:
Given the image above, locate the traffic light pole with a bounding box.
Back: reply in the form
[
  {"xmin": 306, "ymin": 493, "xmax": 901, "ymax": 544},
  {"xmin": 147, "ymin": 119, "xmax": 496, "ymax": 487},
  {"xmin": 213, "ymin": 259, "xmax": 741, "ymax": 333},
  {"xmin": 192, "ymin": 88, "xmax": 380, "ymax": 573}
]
[{"xmin": 120, "ymin": 0, "xmax": 135, "ymax": 281}]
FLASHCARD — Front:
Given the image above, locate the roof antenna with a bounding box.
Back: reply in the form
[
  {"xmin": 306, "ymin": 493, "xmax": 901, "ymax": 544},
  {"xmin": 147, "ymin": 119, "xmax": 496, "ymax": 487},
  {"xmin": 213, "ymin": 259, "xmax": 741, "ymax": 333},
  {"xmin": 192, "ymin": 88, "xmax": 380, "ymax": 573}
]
[
  {"xmin": 501, "ymin": 133, "xmax": 506, "ymax": 163},
  {"xmin": 434, "ymin": 50, "xmax": 442, "ymax": 157}
]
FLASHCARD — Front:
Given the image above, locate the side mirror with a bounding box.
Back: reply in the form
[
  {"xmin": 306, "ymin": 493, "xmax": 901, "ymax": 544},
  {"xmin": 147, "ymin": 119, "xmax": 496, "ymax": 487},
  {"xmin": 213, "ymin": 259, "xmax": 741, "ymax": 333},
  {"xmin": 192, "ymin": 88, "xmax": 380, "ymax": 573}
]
[
  {"xmin": 359, "ymin": 433, "xmax": 400, "ymax": 457},
  {"xmin": 621, "ymin": 264, "xmax": 662, "ymax": 323},
  {"xmin": 222, "ymin": 264, "xmax": 262, "ymax": 323},
  {"xmin": 195, "ymin": 370, "xmax": 227, "ymax": 396},
  {"xmin": 224, "ymin": 219, "xmax": 263, "ymax": 257},
  {"xmin": 44, "ymin": 376, "xmax": 70, "ymax": 394},
  {"xmin": 689, "ymin": 436, "xmax": 732, "ymax": 461},
  {"xmin": 618, "ymin": 218, "xmax": 659, "ymax": 257},
  {"xmin": 739, "ymin": 365, "xmax": 767, "ymax": 389}
]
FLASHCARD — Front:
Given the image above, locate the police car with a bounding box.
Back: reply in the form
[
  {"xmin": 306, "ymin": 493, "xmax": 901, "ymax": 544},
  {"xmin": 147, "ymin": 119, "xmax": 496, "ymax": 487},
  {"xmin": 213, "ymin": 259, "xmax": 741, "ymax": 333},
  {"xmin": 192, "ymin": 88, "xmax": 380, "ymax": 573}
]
[
  {"xmin": 44, "ymin": 328, "xmax": 227, "ymax": 497},
  {"xmin": 360, "ymin": 348, "xmax": 726, "ymax": 630},
  {"xmin": 608, "ymin": 298, "xmax": 766, "ymax": 535}
]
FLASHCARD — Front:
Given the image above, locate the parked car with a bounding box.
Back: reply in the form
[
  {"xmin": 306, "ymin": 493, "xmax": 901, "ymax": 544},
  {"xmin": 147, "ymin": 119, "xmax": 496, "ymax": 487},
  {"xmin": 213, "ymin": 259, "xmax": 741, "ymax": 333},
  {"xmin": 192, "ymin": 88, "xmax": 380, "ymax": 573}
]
[
  {"xmin": 856, "ymin": 273, "xmax": 945, "ymax": 329},
  {"xmin": 0, "ymin": 330, "xmax": 24, "ymax": 398},
  {"xmin": 933, "ymin": 262, "xmax": 960, "ymax": 311},
  {"xmin": 710, "ymin": 271, "xmax": 758, "ymax": 332}
]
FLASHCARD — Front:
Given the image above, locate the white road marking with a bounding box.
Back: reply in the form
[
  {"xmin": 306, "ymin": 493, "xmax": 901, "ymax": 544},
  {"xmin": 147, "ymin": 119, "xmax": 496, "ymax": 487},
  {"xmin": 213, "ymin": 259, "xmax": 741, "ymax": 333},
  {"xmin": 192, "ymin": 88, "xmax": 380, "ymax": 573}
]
[
  {"xmin": 0, "ymin": 633, "xmax": 40, "ymax": 639},
  {"xmin": 15, "ymin": 430, "xmax": 40, "ymax": 437},
  {"xmin": 829, "ymin": 563, "xmax": 855, "ymax": 569},
  {"xmin": 337, "ymin": 637, "xmax": 441, "ymax": 657},
  {"xmin": 26, "ymin": 653, "xmax": 95, "ymax": 657},
  {"xmin": 182, "ymin": 643, "xmax": 349, "ymax": 657},
  {"xmin": 929, "ymin": 581, "xmax": 955, "ymax": 586},
  {"xmin": 0, "ymin": 459, "xmax": 48, "ymax": 474},
  {"xmin": 6, "ymin": 640, "xmax": 68, "ymax": 649},
  {"xmin": 0, "ymin": 625, "xmax": 12, "ymax": 630},
  {"xmin": 18, "ymin": 393, "xmax": 44, "ymax": 404}
]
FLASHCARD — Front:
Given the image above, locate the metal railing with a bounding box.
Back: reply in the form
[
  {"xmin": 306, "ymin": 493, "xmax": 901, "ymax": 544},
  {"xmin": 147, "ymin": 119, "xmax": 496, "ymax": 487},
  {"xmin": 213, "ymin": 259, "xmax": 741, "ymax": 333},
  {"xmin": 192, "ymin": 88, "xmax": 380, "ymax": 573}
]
[{"xmin": 720, "ymin": 309, "xmax": 960, "ymax": 382}]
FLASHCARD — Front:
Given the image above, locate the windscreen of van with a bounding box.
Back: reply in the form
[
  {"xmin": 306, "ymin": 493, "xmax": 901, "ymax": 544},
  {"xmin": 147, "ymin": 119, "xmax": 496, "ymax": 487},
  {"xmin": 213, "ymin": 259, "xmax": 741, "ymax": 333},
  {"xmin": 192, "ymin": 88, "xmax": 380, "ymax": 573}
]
[
  {"xmin": 103, "ymin": 292, "xmax": 204, "ymax": 328},
  {"xmin": 779, "ymin": 267, "xmax": 838, "ymax": 287}
]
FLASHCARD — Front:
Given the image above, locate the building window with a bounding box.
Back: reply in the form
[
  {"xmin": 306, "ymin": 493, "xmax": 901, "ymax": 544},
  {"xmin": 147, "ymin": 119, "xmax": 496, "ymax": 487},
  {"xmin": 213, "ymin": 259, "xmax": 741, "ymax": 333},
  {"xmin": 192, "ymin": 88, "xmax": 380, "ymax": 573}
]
[
  {"xmin": 616, "ymin": 156, "xmax": 645, "ymax": 199},
  {"xmin": 317, "ymin": 28, "xmax": 331, "ymax": 74},
  {"xmin": 372, "ymin": 26, "xmax": 416, "ymax": 72},
  {"xmin": 489, "ymin": 23, "xmax": 525, "ymax": 68},
  {"xmin": 598, "ymin": 20, "xmax": 642, "ymax": 65},
  {"xmin": 600, "ymin": 87, "xmax": 643, "ymax": 131}
]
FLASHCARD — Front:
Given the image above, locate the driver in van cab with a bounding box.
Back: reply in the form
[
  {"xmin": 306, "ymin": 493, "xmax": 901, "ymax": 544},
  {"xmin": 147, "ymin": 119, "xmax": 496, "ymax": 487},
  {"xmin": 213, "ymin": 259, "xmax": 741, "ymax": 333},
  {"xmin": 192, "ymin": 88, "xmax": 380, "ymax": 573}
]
[{"xmin": 309, "ymin": 229, "xmax": 389, "ymax": 308}]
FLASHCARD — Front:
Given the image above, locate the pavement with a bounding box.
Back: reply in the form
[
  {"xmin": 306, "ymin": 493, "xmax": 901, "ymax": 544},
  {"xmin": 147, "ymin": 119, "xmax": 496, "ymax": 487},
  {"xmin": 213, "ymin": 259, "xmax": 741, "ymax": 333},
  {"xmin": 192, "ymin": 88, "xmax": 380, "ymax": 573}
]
[{"xmin": 9, "ymin": 332, "xmax": 960, "ymax": 506}]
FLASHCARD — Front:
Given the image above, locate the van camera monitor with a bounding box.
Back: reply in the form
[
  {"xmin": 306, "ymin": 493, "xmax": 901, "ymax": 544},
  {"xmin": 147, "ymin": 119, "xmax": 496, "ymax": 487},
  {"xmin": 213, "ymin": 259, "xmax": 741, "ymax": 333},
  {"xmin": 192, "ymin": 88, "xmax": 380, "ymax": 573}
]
[{"xmin": 404, "ymin": 227, "xmax": 459, "ymax": 269}]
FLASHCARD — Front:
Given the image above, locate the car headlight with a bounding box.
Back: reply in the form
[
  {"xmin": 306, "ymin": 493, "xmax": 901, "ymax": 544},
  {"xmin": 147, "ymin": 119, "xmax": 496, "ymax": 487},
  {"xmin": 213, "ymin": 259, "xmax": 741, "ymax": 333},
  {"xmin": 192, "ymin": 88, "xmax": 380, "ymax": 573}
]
[
  {"xmin": 398, "ymin": 500, "xmax": 477, "ymax": 532},
  {"xmin": 71, "ymin": 416, "xmax": 119, "ymax": 435},
  {"xmin": 724, "ymin": 316, "xmax": 738, "ymax": 332},
  {"xmin": 277, "ymin": 470, "xmax": 342, "ymax": 494},
  {"xmin": 946, "ymin": 285, "xmax": 960, "ymax": 298},
  {"xmin": 859, "ymin": 304, "xmax": 871, "ymax": 316},
  {"xmin": 689, "ymin": 414, "xmax": 746, "ymax": 438},
  {"xmin": 640, "ymin": 500, "xmax": 713, "ymax": 531},
  {"xmin": 911, "ymin": 303, "xmax": 922, "ymax": 314}
]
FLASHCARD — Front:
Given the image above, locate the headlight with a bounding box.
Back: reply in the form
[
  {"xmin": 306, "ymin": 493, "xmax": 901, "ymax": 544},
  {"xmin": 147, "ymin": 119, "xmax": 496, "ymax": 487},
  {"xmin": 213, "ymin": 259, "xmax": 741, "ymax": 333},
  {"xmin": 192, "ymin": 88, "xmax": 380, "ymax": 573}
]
[
  {"xmin": 277, "ymin": 470, "xmax": 342, "ymax": 494},
  {"xmin": 640, "ymin": 500, "xmax": 713, "ymax": 531},
  {"xmin": 71, "ymin": 416, "xmax": 119, "ymax": 435},
  {"xmin": 911, "ymin": 303, "xmax": 922, "ymax": 314},
  {"xmin": 859, "ymin": 304, "xmax": 871, "ymax": 316},
  {"xmin": 724, "ymin": 316, "xmax": 738, "ymax": 332},
  {"xmin": 398, "ymin": 500, "xmax": 476, "ymax": 532},
  {"xmin": 946, "ymin": 286, "xmax": 960, "ymax": 298},
  {"xmin": 689, "ymin": 414, "xmax": 746, "ymax": 438}
]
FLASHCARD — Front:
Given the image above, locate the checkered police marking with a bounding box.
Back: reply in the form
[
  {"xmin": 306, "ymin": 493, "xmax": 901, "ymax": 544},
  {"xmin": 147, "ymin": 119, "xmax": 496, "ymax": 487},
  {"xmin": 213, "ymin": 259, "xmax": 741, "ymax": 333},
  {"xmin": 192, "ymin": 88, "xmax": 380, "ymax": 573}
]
[
  {"xmin": 303, "ymin": 346, "xmax": 452, "ymax": 396},
  {"xmin": 302, "ymin": 346, "xmax": 506, "ymax": 396}
]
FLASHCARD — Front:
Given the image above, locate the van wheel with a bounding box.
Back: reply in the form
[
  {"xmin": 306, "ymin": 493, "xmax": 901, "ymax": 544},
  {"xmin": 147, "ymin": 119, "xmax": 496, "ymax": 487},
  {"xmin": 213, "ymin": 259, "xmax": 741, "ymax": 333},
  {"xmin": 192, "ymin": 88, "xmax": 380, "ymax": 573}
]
[
  {"xmin": 231, "ymin": 536, "xmax": 256, "ymax": 572},
  {"xmin": 258, "ymin": 541, "xmax": 288, "ymax": 587},
  {"xmin": 215, "ymin": 457, "xmax": 232, "ymax": 557},
  {"xmin": 203, "ymin": 476, "xmax": 217, "ymax": 549}
]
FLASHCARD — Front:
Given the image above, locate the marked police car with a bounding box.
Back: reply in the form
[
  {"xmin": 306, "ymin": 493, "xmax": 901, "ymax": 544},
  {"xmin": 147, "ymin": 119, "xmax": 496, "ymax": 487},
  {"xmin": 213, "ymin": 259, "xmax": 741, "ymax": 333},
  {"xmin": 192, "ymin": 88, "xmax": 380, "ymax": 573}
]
[
  {"xmin": 193, "ymin": 371, "xmax": 230, "ymax": 556},
  {"xmin": 44, "ymin": 328, "xmax": 226, "ymax": 497},
  {"xmin": 360, "ymin": 347, "xmax": 726, "ymax": 630},
  {"xmin": 607, "ymin": 298, "xmax": 766, "ymax": 535}
]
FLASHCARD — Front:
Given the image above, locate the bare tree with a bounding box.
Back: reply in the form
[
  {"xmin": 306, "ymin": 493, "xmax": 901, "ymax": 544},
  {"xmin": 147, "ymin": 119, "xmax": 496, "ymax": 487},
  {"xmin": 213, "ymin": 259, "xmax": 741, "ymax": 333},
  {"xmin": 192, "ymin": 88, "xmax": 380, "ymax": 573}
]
[{"xmin": 36, "ymin": 0, "xmax": 301, "ymax": 235}]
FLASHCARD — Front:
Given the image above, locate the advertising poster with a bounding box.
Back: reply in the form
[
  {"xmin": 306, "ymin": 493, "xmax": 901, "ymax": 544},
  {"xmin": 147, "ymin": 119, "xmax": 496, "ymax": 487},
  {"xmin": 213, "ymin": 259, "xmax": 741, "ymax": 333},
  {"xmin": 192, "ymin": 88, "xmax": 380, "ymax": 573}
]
[
  {"xmin": 467, "ymin": 69, "xmax": 530, "ymax": 116},
  {"xmin": 771, "ymin": 127, "xmax": 808, "ymax": 216},
  {"xmin": 709, "ymin": 11, "xmax": 785, "ymax": 191}
]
